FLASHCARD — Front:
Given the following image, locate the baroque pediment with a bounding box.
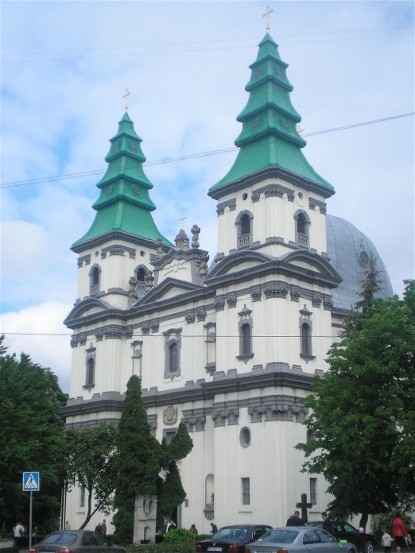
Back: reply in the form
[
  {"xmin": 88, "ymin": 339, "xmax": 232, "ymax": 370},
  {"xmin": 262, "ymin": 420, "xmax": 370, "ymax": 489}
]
[
  {"xmin": 134, "ymin": 277, "xmax": 203, "ymax": 306},
  {"xmin": 64, "ymin": 297, "xmax": 116, "ymax": 327},
  {"xmin": 206, "ymin": 249, "xmax": 341, "ymax": 288}
]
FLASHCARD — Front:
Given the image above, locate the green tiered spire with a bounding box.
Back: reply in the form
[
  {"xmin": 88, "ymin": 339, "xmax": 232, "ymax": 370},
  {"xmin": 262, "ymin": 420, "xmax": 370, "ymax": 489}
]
[
  {"xmin": 209, "ymin": 33, "xmax": 334, "ymax": 198},
  {"xmin": 73, "ymin": 112, "xmax": 172, "ymax": 249}
]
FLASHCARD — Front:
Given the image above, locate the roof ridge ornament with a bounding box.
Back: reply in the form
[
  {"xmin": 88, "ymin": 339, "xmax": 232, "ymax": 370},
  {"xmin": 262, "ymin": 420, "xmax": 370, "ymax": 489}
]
[
  {"xmin": 263, "ymin": 5, "xmax": 273, "ymax": 33},
  {"xmin": 123, "ymin": 89, "xmax": 130, "ymax": 111}
]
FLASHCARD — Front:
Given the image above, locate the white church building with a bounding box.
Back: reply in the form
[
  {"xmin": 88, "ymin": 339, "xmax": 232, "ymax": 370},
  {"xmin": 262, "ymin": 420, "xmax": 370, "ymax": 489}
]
[{"xmin": 62, "ymin": 30, "xmax": 393, "ymax": 534}]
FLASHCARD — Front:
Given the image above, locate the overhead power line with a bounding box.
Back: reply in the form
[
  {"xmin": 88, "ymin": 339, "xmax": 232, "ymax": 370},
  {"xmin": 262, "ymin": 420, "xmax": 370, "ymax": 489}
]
[
  {"xmin": 1, "ymin": 112, "xmax": 413, "ymax": 189},
  {"xmin": 1, "ymin": 25, "xmax": 412, "ymax": 64},
  {"xmin": 0, "ymin": 331, "xmax": 360, "ymax": 339}
]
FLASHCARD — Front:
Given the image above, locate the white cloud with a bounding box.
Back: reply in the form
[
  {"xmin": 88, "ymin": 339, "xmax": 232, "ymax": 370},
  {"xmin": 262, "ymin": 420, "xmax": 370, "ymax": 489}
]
[{"xmin": 0, "ymin": 302, "xmax": 72, "ymax": 392}]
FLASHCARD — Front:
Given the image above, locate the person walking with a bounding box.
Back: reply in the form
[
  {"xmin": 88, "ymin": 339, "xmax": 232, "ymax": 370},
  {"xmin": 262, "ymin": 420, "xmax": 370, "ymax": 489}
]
[
  {"xmin": 382, "ymin": 528, "xmax": 393, "ymax": 553},
  {"xmin": 189, "ymin": 524, "xmax": 198, "ymax": 535},
  {"xmin": 392, "ymin": 513, "xmax": 409, "ymax": 553},
  {"xmin": 286, "ymin": 511, "xmax": 305, "ymax": 526},
  {"xmin": 210, "ymin": 523, "xmax": 218, "ymax": 534},
  {"xmin": 321, "ymin": 512, "xmax": 333, "ymax": 534},
  {"xmin": 13, "ymin": 522, "xmax": 25, "ymax": 547}
]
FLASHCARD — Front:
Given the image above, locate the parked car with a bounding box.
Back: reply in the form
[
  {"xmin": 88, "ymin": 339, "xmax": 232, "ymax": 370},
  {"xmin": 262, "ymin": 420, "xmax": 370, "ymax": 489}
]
[
  {"xmin": 307, "ymin": 521, "xmax": 376, "ymax": 553},
  {"xmin": 29, "ymin": 530, "xmax": 126, "ymax": 553},
  {"xmin": 246, "ymin": 527, "xmax": 358, "ymax": 553},
  {"xmin": 195, "ymin": 524, "xmax": 272, "ymax": 553}
]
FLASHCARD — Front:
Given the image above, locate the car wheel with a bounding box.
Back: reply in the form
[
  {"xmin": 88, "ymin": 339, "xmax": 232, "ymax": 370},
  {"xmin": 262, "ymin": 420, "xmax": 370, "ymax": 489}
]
[{"xmin": 364, "ymin": 542, "xmax": 374, "ymax": 553}]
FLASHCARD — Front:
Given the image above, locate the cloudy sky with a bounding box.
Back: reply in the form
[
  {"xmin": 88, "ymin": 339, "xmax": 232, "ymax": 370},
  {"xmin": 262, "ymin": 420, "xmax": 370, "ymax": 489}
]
[{"xmin": 1, "ymin": 0, "xmax": 414, "ymax": 392}]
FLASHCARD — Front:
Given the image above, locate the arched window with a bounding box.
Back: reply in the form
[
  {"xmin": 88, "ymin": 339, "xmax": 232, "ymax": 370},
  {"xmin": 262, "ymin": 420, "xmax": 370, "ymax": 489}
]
[
  {"xmin": 236, "ymin": 211, "xmax": 253, "ymax": 249},
  {"xmin": 169, "ymin": 342, "xmax": 179, "ymax": 372},
  {"xmin": 241, "ymin": 323, "xmax": 252, "ymax": 355},
  {"xmin": 89, "ymin": 265, "xmax": 101, "ymax": 295},
  {"xmin": 301, "ymin": 322, "xmax": 311, "ymax": 355},
  {"xmin": 86, "ymin": 358, "xmax": 95, "ymax": 386},
  {"xmin": 135, "ymin": 265, "xmax": 148, "ymax": 292},
  {"xmin": 205, "ymin": 323, "xmax": 216, "ymax": 375},
  {"xmin": 294, "ymin": 210, "xmax": 310, "ymax": 248},
  {"xmin": 299, "ymin": 305, "xmax": 314, "ymax": 360},
  {"xmin": 204, "ymin": 474, "xmax": 215, "ymax": 518},
  {"xmin": 241, "ymin": 213, "xmax": 251, "ymax": 235},
  {"xmin": 237, "ymin": 305, "xmax": 254, "ymax": 360},
  {"xmin": 163, "ymin": 329, "xmax": 182, "ymax": 378},
  {"xmin": 84, "ymin": 344, "xmax": 96, "ymax": 388}
]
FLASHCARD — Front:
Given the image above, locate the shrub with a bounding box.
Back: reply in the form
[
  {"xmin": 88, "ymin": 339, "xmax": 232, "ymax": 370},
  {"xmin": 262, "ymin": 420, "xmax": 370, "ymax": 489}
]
[
  {"xmin": 162, "ymin": 528, "xmax": 196, "ymax": 543},
  {"xmin": 128, "ymin": 543, "xmax": 194, "ymax": 553}
]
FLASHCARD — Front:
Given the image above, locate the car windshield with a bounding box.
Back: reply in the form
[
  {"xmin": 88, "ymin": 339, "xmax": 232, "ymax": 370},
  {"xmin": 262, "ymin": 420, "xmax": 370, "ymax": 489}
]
[
  {"xmin": 43, "ymin": 533, "xmax": 77, "ymax": 544},
  {"xmin": 258, "ymin": 529, "xmax": 299, "ymax": 543},
  {"xmin": 212, "ymin": 527, "xmax": 248, "ymax": 540}
]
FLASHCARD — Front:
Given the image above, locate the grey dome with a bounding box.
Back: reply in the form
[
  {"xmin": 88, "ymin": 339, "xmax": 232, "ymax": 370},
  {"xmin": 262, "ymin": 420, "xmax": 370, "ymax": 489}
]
[{"xmin": 326, "ymin": 214, "xmax": 394, "ymax": 310}]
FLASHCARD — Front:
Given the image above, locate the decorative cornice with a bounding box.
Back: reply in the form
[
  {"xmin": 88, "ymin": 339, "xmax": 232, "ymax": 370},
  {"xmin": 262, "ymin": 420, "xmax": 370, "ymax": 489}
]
[
  {"xmin": 77, "ymin": 254, "xmax": 91, "ymax": 267},
  {"xmin": 181, "ymin": 408, "xmax": 207, "ymax": 432},
  {"xmin": 214, "ymin": 295, "xmax": 226, "ymax": 311},
  {"xmin": 71, "ymin": 230, "xmax": 170, "ymax": 255},
  {"xmin": 263, "ymin": 281, "xmax": 289, "ymax": 299},
  {"xmin": 252, "ymin": 183, "xmax": 295, "ymax": 203},
  {"xmin": 216, "ymin": 198, "xmax": 237, "ymax": 215},
  {"xmin": 62, "ymin": 367, "xmax": 316, "ymax": 421},
  {"xmin": 248, "ymin": 395, "xmax": 308, "ymax": 423},
  {"xmin": 101, "ymin": 244, "xmax": 136, "ymax": 259},
  {"xmin": 309, "ymin": 197, "xmax": 327, "ymax": 214},
  {"xmin": 211, "ymin": 406, "xmax": 239, "ymax": 427},
  {"xmin": 208, "ymin": 166, "xmax": 335, "ymax": 201}
]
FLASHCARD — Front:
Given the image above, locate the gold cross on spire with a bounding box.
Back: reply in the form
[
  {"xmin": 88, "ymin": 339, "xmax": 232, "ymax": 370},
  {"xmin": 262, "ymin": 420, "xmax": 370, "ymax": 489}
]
[
  {"xmin": 263, "ymin": 5, "xmax": 273, "ymax": 33},
  {"xmin": 123, "ymin": 89, "xmax": 130, "ymax": 111}
]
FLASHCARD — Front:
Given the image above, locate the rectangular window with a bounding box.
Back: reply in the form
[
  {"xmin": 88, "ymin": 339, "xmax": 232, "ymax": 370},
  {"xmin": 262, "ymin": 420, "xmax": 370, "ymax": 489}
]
[
  {"xmin": 310, "ymin": 477, "xmax": 317, "ymax": 505},
  {"xmin": 163, "ymin": 429, "xmax": 176, "ymax": 444},
  {"xmin": 241, "ymin": 477, "xmax": 250, "ymax": 505},
  {"xmin": 79, "ymin": 485, "xmax": 85, "ymax": 508}
]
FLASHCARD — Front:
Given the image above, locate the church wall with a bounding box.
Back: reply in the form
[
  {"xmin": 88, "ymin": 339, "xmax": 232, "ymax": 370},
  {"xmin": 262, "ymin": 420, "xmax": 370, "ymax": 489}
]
[
  {"xmin": 215, "ymin": 182, "xmax": 327, "ymax": 258},
  {"xmin": 211, "ymin": 277, "xmax": 333, "ymax": 374},
  {"xmin": 74, "ymin": 239, "xmax": 155, "ymax": 309},
  {"xmin": 156, "ymin": 258, "xmax": 194, "ymax": 285}
]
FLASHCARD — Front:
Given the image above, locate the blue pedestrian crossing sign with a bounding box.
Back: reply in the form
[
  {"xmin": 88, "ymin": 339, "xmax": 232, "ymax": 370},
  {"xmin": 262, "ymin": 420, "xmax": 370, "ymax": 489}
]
[{"xmin": 22, "ymin": 472, "xmax": 40, "ymax": 492}]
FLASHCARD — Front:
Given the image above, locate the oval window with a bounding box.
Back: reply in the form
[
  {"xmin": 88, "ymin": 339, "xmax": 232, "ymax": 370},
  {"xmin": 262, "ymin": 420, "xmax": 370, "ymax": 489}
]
[{"xmin": 240, "ymin": 427, "xmax": 251, "ymax": 448}]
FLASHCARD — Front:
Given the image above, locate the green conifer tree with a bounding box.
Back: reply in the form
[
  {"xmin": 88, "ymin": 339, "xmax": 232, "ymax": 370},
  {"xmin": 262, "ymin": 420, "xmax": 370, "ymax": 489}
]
[{"xmin": 113, "ymin": 375, "xmax": 160, "ymax": 544}]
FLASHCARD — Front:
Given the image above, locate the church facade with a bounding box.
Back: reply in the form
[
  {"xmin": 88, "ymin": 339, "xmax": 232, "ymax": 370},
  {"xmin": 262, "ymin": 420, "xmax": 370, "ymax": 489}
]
[{"xmin": 63, "ymin": 31, "xmax": 392, "ymax": 534}]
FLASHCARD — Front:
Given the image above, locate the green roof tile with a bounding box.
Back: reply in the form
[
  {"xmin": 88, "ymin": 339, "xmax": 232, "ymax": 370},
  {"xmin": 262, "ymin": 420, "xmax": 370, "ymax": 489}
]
[
  {"xmin": 73, "ymin": 112, "xmax": 172, "ymax": 248},
  {"xmin": 209, "ymin": 33, "xmax": 334, "ymax": 197}
]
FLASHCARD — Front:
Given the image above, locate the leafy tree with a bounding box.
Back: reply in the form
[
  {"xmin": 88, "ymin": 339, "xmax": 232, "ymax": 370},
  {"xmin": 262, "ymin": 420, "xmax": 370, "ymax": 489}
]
[
  {"xmin": 112, "ymin": 375, "xmax": 160, "ymax": 544},
  {"xmin": 297, "ymin": 279, "xmax": 415, "ymax": 524},
  {"xmin": 65, "ymin": 424, "xmax": 117, "ymax": 529},
  {"xmin": 0, "ymin": 338, "xmax": 67, "ymax": 532}
]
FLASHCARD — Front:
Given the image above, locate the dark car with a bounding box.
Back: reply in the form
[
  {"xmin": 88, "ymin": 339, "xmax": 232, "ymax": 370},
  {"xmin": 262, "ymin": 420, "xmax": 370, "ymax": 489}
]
[
  {"xmin": 195, "ymin": 524, "xmax": 272, "ymax": 553},
  {"xmin": 308, "ymin": 521, "xmax": 376, "ymax": 553},
  {"xmin": 29, "ymin": 530, "xmax": 126, "ymax": 553}
]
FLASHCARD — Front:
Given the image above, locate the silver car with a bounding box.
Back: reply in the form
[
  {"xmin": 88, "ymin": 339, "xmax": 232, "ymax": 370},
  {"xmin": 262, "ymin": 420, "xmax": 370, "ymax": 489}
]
[
  {"xmin": 29, "ymin": 530, "xmax": 126, "ymax": 553},
  {"xmin": 247, "ymin": 527, "xmax": 358, "ymax": 553}
]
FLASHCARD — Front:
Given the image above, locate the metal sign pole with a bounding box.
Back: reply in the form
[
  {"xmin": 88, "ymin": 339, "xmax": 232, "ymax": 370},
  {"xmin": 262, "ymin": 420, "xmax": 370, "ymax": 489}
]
[{"xmin": 29, "ymin": 491, "xmax": 33, "ymax": 550}]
